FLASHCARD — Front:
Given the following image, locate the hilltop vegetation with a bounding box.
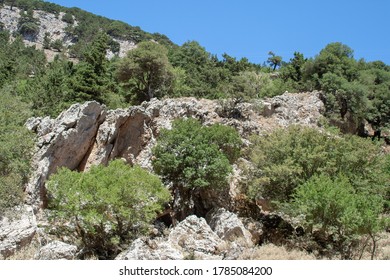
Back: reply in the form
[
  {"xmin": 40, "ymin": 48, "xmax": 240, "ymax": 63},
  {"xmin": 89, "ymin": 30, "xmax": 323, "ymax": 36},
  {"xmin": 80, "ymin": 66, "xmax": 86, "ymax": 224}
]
[{"xmin": 0, "ymin": 0, "xmax": 389, "ymax": 260}]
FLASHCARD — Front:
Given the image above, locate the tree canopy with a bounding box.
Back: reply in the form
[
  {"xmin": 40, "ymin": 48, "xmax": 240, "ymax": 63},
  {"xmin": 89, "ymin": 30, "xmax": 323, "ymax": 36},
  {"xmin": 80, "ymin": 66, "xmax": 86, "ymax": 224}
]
[{"xmin": 46, "ymin": 160, "xmax": 171, "ymax": 259}]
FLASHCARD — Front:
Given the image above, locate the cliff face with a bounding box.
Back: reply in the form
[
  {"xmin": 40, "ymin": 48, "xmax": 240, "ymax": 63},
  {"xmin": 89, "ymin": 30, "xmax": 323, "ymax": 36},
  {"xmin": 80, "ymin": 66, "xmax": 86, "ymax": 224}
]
[
  {"xmin": 25, "ymin": 91, "xmax": 324, "ymax": 209},
  {"xmin": 1, "ymin": 92, "xmax": 325, "ymax": 259}
]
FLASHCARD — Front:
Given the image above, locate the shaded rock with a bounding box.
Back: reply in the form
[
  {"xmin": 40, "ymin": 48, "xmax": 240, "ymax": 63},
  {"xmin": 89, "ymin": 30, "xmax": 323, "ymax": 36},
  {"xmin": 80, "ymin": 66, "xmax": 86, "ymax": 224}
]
[
  {"xmin": 0, "ymin": 206, "xmax": 37, "ymax": 259},
  {"xmin": 37, "ymin": 240, "xmax": 77, "ymax": 260},
  {"xmin": 259, "ymin": 213, "xmax": 295, "ymax": 245}
]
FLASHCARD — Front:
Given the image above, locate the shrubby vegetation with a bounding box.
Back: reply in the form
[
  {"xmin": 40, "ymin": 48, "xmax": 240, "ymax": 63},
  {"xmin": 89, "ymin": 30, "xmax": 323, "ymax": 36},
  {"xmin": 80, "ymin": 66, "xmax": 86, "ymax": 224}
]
[
  {"xmin": 291, "ymin": 174, "xmax": 388, "ymax": 259},
  {"xmin": 0, "ymin": 88, "xmax": 34, "ymax": 212},
  {"xmin": 153, "ymin": 119, "xmax": 242, "ymax": 190},
  {"xmin": 46, "ymin": 160, "xmax": 171, "ymax": 259},
  {"xmin": 246, "ymin": 126, "xmax": 387, "ymax": 202},
  {"xmin": 245, "ymin": 126, "xmax": 389, "ymax": 258},
  {"xmin": 152, "ymin": 119, "xmax": 242, "ymax": 219}
]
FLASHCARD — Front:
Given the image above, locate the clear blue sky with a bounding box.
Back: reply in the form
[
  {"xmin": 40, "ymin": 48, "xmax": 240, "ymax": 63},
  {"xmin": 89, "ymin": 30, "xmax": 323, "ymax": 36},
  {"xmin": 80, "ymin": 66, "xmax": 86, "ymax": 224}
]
[{"xmin": 47, "ymin": 0, "xmax": 390, "ymax": 65}]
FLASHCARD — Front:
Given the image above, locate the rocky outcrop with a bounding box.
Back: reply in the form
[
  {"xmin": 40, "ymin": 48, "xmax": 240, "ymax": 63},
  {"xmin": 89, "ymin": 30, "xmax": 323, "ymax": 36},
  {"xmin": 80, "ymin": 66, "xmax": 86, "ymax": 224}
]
[
  {"xmin": 25, "ymin": 101, "xmax": 106, "ymax": 209},
  {"xmin": 117, "ymin": 215, "xmax": 225, "ymax": 260},
  {"xmin": 25, "ymin": 92, "xmax": 325, "ymax": 211},
  {"xmin": 0, "ymin": 206, "xmax": 37, "ymax": 259},
  {"xmin": 0, "ymin": 6, "xmax": 73, "ymax": 48},
  {"xmin": 0, "ymin": 5, "xmax": 137, "ymax": 60},
  {"xmin": 117, "ymin": 209, "xmax": 277, "ymax": 260},
  {"xmin": 206, "ymin": 208, "xmax": 254, "ymax": 246},
  {"xmin": 36, "ymin": 241, "xmax": 77, "ymax": 260}
]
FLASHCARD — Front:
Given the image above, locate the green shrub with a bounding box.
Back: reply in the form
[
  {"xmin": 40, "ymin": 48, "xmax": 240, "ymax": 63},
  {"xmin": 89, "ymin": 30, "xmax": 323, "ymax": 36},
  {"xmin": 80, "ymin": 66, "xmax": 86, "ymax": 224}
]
[
  {"xmin": 152, "ymin": 118, "xmax": 242, "ymax": 190},
  {"xmin": 0, "ymin": 89, "xmax": 34, "ymax": 212},
  {"xmin": 290, "ymin": 174, "xmax": 388, "ymax": 259},
  {"xmin": 50, "ymin": 39, "xmax": 63, "ymax": 52},
  {"xmin": 61, "ymin": 13, "xmax": 74, "ymax": 25},
  {"xmin": 46, "ymin": 160, "xmax": 171, "ymax": 259},
  {"xmin": 247, "ymin": 125, "xmax": 387, "ymax": 203}
]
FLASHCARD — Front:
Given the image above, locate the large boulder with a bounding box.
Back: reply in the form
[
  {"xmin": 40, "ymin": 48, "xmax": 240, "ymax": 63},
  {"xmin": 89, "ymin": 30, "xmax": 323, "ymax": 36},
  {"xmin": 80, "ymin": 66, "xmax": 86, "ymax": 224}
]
[
  {"xmin": 0, "ymin": 206, "xmax": 37, "ymax": 259},
  {"xmin": 36, "ymin": 240, "xmax": 77, "ymax": 260},
  {"xmin": 206, "ymin": 208, "xmax": 254, "ymax": 246},
  {"xmin": 117, "ymin": 215, "xmax": 225, "ymax": 260}
]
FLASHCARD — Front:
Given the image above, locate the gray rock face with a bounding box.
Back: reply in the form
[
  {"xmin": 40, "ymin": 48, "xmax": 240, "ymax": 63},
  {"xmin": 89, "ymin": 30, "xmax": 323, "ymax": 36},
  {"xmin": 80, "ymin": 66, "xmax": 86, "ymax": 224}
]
[
  {"xmin": 0, "ymin": 206, "xmax": 37, "ymax": 259},
  {"xmin": 115, "ymin": 238, "xmax": 183, "ymax": 260},
  {"xmin": 261, "ymin": 91, "xmax": 324, "ymax": 127},
  {"xmin": 117, "ymin": 215, "xmax": 225, "ymax": 260},
  {"xmin": 168, "ymin": 215, "xmax": 223, "ymax": 258},
  {"xmin": 25, "ymin": 101, "xmax": 106, "ymax": 209},
  {"xmin": 25, "ymin": 93, "xmax": 325, "ymax": 212},
  {"xmin": 206, "ymin": 208, "xmax": 254, "ymax": 247},
  {"xmin": 36, "ymin": 241, "xmax": 77, "ymax": 260}
]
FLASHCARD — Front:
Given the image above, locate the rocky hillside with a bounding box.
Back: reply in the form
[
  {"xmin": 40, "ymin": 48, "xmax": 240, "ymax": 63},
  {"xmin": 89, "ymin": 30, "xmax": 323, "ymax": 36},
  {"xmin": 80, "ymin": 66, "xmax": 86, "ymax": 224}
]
[
  {"xmin": 1, "ymin": 91, "xmax": 325, "ymax": 259},
  {"xmin": 0, "ymin": 3, "xmax": 161, "ymax": 60},
  {"xmin": 1, "ymin": 1, "xmax": 389, "ymax": 262}
]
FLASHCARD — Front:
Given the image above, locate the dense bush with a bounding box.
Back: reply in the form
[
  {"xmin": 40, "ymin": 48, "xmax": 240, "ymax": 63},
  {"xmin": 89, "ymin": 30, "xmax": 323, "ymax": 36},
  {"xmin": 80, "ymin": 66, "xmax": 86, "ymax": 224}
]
[
  {"xmin": 0, "ymin": 88, "xmax": 34, "ymax": 212},
  {"xmin": 152, "ymin": 119, "xmax": 242, "ymax": 190},
  {"xmin": 61, "ymin": 13, "xmax": 74, "ymax": 25},
  {"xmin": 247, "ymin": 125, "xmax": 387, "ymax": 203},
  {"xmin": 246, "ymin": 125, "xmax": 389, "ymax": 258},
  {"xmin": 116, "ymin": 41, "xmax": 174, "ymax": 103},
  {"xmin": 290, "ymin": 174, "xmax": 388, "ymax": 259},
  {"xmin": 152, "ymin": 118, "xmax": 242, "ymax": 220},
  {"xmin": 46, "ymin": 160, "xmax": 171, "ymax": 259}
]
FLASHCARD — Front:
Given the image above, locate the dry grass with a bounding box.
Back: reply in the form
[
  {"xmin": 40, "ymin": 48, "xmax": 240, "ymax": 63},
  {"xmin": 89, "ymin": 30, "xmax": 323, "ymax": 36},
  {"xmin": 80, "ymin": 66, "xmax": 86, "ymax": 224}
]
[{"xmin": 239, "ymin": 243, "xmax": 316, "ymax": 260}]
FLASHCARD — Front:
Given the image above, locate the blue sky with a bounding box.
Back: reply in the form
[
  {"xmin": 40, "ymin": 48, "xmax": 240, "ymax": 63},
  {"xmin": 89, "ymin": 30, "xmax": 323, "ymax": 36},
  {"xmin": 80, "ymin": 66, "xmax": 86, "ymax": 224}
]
[{"xmin": 47, "ymin": 0, "xmax": 390, "ymax": 65}]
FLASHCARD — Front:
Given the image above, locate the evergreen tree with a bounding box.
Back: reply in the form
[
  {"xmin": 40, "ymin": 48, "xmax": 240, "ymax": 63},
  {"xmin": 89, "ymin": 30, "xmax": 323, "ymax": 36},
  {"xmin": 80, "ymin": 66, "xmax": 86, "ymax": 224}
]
[{"xmin": 116, "ymin": 41, "xmax": 174, "ymax": 103}]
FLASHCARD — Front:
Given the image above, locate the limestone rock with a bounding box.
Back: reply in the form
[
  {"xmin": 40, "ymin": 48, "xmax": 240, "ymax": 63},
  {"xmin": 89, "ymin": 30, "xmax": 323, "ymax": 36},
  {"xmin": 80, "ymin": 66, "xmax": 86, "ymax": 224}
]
[
  {"xmin": 25, "ymin": 92, "xmax": 326, "ymax": 211},
  {"xmin": 168, "ymin": 215, "xmax": 224, "ymax": 259},
  {"xmin": 206, "ymin": 208, "xmax": 254, "ymax": 247},
  {"xmin": 115, "ymin": 238, "xmax": 183, "ymax": 260},
  {"xmin": 262, "ymin": 91, "xmax": 324, "ymax": 127},
  {"xmin": 25, "ymin": 101, "xmax": 106, "ymax": 209},
  {"xmin": 117, "ymin": 215, "xmax": 225, "ymax": 260},
  {"xmin": 36, "ymin": 241, "xmax": 77, "ymax": 260},
  {"xmin": 0, "ymin": 206, "xmax": 37, "ymax": 259}
]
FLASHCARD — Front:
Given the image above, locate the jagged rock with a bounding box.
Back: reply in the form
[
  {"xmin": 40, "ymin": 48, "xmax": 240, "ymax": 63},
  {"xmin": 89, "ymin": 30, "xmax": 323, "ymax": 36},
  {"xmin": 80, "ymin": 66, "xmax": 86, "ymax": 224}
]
[
  {"xmin": 206, "ymin": 208, "xmax": 254, "ymax": 247},
  {"xmin": 0, "ymin": 6, "xmax": 21, "ymax": 35},
  {"xmin": 168, "ymin": 215, "xmax": 224, "ymax": 259},
  {"xmin": 36, "ymin": 241, "xmax": 77, "ymax": 260},
  {"xmin": 25, "ymin": 93, "xmax": 325, "ymax": 212},
  {"xmin": 262, "ymin": 91, "xmax": 324, "ymax": 127},
  {"xmin": 25, "ymin": 101, "xmax": 106, "ymax": 209},
  {"xmin": 0, "ymin": 206, "xmax": 37, "ymax": 259},
  {"xmin": 115, "ymin": 238, "xmax": 183, "ymax": 260},
  {"xmin": 117, "ymin": 215, "xmax": 225, "ymax": 260}
]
